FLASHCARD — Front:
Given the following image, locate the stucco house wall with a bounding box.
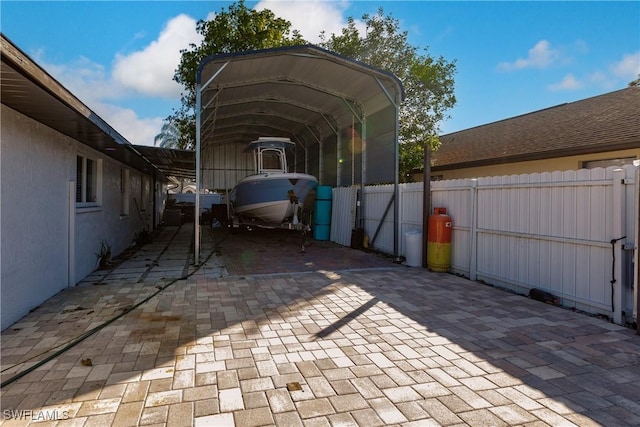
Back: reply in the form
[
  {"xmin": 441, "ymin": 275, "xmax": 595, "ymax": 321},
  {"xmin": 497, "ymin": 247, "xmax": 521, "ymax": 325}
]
[
  {"xmin": 1, "ymin": 104, "xmax": 155, "ymax": 329},
  {"xmin": 1, "ymin": 105, "xmax": 70, "ymax": 329}
]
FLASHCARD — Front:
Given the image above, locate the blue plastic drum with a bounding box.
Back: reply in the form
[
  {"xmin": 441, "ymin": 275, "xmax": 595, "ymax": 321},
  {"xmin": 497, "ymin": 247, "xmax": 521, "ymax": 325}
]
[{"xmin": 313, "ymin": 186, "xmax": 332, "ymax": 240}]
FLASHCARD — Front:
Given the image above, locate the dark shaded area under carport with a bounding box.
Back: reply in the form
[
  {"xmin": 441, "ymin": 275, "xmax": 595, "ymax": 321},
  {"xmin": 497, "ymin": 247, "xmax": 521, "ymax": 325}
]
[{"xmin": 205, "ymin": 226, "xmax": 400, "ymax": 276}]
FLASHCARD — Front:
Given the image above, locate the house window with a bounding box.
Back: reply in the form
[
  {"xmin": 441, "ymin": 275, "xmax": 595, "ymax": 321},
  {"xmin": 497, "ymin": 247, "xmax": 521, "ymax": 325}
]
[
  {"xmin": 121, "ymin": 168, "xmax": 130, "ymax": 216},
  {"xmin": 76, "ymin": 155, "xmax": 101, "ymax": 206},
  {"xmin": 582, "ymin": 157, "xmax": 636, "ymax": 169}
]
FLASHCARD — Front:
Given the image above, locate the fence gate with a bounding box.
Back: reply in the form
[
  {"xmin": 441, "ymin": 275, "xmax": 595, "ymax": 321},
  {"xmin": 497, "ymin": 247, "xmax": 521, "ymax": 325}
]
[{"xmin": 331, "ymin": 165, "xmax": 638, "ymax": 326}]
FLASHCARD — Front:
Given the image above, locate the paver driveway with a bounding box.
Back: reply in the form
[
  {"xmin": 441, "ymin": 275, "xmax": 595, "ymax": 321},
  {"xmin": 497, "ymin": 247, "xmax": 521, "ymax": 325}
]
[{"xmin": 1, "ymin": 224, "xmax": 639, "ymax": 426}]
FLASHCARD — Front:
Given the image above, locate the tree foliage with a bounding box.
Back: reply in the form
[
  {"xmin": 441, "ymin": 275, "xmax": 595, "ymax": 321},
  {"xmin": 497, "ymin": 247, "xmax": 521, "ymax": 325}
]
[
  {"xmin": 167, "ymin": 0, "xmax": 304, "ymax": 149},
  {"xmin": 319, "ymin": 10, "xmax": 456, "ymax": 181}
]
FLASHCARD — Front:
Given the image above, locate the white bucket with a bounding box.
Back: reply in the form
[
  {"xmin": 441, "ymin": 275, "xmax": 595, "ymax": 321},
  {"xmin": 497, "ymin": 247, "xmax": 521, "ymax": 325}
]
[{"xmin": 404, "ymin": 230, "xmax": 423, "ymax": 267}]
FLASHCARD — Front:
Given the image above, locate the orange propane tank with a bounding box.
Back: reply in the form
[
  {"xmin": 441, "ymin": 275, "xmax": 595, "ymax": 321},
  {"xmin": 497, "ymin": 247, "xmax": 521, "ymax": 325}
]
[{"xmin": 427, "ymin": 207, "xmax": 452, "ymax": 272}]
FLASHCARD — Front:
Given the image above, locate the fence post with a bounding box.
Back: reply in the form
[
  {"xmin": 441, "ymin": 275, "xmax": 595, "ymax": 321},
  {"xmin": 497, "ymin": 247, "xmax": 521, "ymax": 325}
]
[
  {"xmin": 633, "ymin": 163, "xmax": 640, "ymax": 334},
  {"xmin": 612, "ymin": 168, "xmax": 625, "ymax": 325},
  {"xmin": 469, "ymin": 179, "xmax": 478, "ymax": 281}
]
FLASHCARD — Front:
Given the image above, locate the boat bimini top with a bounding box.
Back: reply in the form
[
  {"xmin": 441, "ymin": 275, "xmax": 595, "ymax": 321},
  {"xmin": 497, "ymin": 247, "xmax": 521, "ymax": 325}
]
[{"xmin": 246, "ymin": 137, "xmax": 295, "ymax": 174}]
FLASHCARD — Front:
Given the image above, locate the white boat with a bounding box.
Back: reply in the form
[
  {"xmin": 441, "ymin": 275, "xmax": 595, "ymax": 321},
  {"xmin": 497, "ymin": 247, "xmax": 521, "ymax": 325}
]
[{"xmin": 229, "ymin": 137, "xmax": 318, "ymax": 225}]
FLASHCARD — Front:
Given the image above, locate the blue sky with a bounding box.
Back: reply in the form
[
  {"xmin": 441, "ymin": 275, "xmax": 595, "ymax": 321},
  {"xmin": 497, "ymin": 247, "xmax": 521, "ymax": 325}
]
[{"xmin": 1, "ymin": 1, "xmax": 638, "ymax": 146}]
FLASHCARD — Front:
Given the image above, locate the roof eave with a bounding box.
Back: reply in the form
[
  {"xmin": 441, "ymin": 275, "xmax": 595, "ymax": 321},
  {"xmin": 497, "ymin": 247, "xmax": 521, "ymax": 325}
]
[
  {"xmin": 1, "ymin": 33, "xmax": 166, "ymax": 180},
  {"xmin": 431, "ymin": 139, "xmax": 640, "ymax": 172}
]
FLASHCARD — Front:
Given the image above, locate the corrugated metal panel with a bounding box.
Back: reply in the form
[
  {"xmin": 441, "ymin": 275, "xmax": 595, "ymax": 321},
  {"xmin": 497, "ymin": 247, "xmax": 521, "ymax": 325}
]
[
  {"xmin": 202, "ymin": 143, "xmax": 253, "ymax": 190},
  {"xmin": 330, "ymin": 186, "xmax": 357, "ymax": 247},
  {"xmin": 363, "ymin": 184, "xmax": 394, "ymax": 254},
  {"xmin": 197, "ymin": 46, "xmax": 404, "ymax": 148}
]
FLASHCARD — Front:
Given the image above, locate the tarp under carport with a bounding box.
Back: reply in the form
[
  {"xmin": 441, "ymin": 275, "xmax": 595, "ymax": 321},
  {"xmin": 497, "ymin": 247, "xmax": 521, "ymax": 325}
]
[{"xmin": 195, "ymin": 45, "xmax": 405, "ymax": 263}]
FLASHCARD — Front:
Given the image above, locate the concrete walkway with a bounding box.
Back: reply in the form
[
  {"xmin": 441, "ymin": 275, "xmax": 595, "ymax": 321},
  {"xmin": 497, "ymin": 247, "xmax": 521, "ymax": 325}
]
[{"xmin": 1, "ymin": 224, "xmax": 639, "ymax": 426}]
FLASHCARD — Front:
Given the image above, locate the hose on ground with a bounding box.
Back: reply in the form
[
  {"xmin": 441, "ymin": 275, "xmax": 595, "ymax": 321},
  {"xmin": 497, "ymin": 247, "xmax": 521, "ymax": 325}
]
[{"xmin": 0, "ymin": 225, "xmax": 229, "ymax": 389}]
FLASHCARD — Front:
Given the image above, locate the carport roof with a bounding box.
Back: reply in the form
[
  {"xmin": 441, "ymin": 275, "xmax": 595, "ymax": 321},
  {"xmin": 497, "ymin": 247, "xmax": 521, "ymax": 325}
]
[
  {"xmin": 196, "ymin": 44, "xmax": 405, "ymax": 148},
  {"xmin": 134, "ymin": 145, "xmax": 195, "ymax": 180}
]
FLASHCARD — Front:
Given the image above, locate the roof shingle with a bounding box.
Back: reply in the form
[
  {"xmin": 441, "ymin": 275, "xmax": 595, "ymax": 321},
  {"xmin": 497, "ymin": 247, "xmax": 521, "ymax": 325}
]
[{"xmin": 433, "ymin": 86, "xmax": 640, "ymax": 169}]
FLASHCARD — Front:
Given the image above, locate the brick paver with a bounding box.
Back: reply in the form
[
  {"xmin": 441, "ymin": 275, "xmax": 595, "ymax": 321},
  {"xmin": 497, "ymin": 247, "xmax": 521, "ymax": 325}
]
[{"xmin": 1, "ymin": 224, "xmax": 639, "ymax": 426}]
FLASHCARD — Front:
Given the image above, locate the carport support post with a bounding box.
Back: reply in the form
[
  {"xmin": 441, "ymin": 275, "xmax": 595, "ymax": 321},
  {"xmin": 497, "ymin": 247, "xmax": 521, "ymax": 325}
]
[
  {"xmin": 336, "ymin": 133, "xmax": 342, "ymax": 185},
  {"xmin": 372, "ymin": 76, "xmax": 401, "ymax": 261},
  {"xmin": 360, "ymin": 120, "xmax": 367, "ymax": 230},
  {"xmin": 194, "ymin": 62, "xmax": 225, "ymax": 265},
  {"xmin": 422, "ymin": 146, "xmax": 431, "ymax": 268},
  {"xmin": 393, "ymin": 112, "xmax": 400, "ymax": 262},
  {"xmin": 469, "ymin": 179, "xmax": 478, "ymax": 281},
  {"xmin": 318, "ymin": 140, "xmax": 324, "ymax": 185},
  {"xmin": 612, "ymin": 168, "xmax": 625, "ymax": 325},
  {"xmin": 634, "ymin": 162, "xmax": 640, "ymax": 334},
  {"xmin": 195, "ymin": 82, "xmax": 202, "ymax": 265}
]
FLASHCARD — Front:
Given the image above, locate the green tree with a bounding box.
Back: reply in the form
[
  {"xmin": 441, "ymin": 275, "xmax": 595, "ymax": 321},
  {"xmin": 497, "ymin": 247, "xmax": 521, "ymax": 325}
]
[
  {"xmin": 319, "ymin": 10, "xmax": 456, "ymax": 182},
  {"xmin": 630, "ymin": 74, "xmax": 640, "ymax": 87},
  {"xmin": 168, "ymin": 0, "xmax": 305, "ymax": 149}
]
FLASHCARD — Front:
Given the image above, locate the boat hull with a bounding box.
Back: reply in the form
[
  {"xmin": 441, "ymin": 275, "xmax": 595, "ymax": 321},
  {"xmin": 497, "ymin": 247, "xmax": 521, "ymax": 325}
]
[{"xmin": 230, "ymin": 172, "xmax": 318, "ymax": 224}]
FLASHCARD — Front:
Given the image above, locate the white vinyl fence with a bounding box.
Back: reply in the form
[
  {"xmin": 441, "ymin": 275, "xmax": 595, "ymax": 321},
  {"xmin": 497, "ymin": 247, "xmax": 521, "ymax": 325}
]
[{"xmin": 330, "ymin": 165, "xmax": 639, "ymax": 325}]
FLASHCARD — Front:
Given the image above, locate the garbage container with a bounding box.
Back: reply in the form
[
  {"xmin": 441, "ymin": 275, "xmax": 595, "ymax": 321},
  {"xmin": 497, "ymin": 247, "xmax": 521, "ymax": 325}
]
[{"xmin": 404, "ymin": 230, "xmax": 423, "ymax": 267}]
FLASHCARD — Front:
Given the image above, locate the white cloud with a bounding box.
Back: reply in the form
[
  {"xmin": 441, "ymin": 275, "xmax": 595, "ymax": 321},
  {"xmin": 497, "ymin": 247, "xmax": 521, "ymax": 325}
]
[
  {"xmin": 548, "ymin": 51, "xmax": 640, "ymax": 92},
  {"xmin": 548, "ymin": 73, "xmax": 583, "ymax": 91},
  {"xmin": 93, "ymin": 102, "xmax": 165, "ymax": 146},
  {"xmin": 30, "ymin": 4, "xmax": 369, "ymax": 147},
  {"xmin": 34, "ymin": 52, "xmax": 128, "ymax": 105},
  {"xmin": 255, "ymin": 0, "xmax": 362, "ymax": 43},
  {"xmin": 32, "ymin": 14, "xmax": 203, "ymax": 146},
  {"xmin": 112, "ymin": 14, "xmax": 202, "ymax": 98},
  {"xmin": 497, "ymin": 40, "xmax": 560, "ymax": 72},
  {"xmin": 610, "ymin": 51, "xmax": 640, "ymax": 80}
]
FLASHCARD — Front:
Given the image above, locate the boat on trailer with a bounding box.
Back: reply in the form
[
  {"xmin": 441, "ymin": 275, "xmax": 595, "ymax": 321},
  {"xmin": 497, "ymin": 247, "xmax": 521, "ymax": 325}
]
[{"xmin": 229, "ymin": 137, "xmax": 318, "ymax": 228}]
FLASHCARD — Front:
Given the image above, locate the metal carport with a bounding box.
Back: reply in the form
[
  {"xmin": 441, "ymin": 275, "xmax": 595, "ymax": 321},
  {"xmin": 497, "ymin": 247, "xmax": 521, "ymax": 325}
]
[{"xmin": 195, "ymin": 45, "xmax": 405, "ymax": 263}]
